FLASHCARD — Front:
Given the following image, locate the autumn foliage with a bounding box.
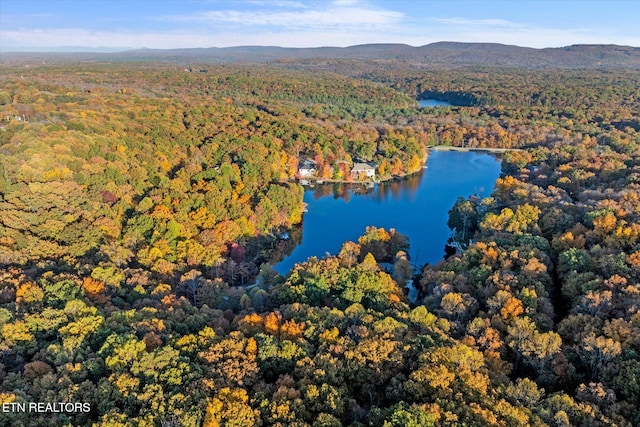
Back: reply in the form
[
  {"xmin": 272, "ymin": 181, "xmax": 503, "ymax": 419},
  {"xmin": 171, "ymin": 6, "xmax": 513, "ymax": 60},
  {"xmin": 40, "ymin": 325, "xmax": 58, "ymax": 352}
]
[{"xmin": 0, "ymin": 61, "xmax": 639, "ymax": 426}]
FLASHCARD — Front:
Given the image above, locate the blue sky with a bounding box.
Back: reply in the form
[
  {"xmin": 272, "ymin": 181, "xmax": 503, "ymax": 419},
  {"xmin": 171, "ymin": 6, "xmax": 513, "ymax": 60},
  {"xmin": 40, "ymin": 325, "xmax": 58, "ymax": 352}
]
[{"xmin": 1, "ymin": 0, "xmax": 639, "ymax": 52}]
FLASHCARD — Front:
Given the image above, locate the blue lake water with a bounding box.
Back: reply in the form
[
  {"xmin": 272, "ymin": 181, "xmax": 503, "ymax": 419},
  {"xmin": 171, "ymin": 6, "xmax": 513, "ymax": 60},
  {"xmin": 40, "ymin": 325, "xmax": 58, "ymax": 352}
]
[
  {"xmin": 274, "ymin": 150, "xmax": 502, "ymax": 274},
  {"xmin": 418, "ymin": 98, "xmax": 452, "ymax": 107}
]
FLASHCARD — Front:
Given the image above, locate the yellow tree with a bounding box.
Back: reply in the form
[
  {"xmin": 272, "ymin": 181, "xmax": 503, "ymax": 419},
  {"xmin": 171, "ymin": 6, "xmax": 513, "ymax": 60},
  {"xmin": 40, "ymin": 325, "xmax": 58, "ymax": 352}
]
[{"xmin": 203, "ymin": 388, "xmax": 259, "ymax": 427}]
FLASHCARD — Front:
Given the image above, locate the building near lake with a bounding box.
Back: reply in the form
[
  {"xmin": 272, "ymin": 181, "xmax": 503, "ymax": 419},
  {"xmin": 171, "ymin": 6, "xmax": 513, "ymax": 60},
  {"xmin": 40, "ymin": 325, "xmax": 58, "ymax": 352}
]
[
  {"xmin": 298, "ymin": 159, "xmax": 316, "ymax": 177},
  {"xmin": 351, "ymin": 162, "xmax": 376, "ymax": 179}
]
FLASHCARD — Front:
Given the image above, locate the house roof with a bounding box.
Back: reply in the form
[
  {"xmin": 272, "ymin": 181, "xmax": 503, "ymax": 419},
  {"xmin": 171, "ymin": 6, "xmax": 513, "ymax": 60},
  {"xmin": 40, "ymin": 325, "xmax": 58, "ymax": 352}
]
[
  {"xmin": 299, "ymin": 158, "xmax": 316, "ymax": 169},
  {"xmin": 351, "ymin": 162, "xmax": 376, "ymax": 172}
]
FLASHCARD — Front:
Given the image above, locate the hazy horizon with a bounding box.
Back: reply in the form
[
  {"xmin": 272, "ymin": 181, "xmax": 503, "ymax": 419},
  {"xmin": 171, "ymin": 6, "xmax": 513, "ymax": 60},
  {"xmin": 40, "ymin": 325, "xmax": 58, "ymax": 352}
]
[
  {"xmin": 1, "ymin": 0, "xmax": 639, "ymax": 53},
  {"xmin": 6, "ymin": 41, "xmax": 640, "ymax": 55}
]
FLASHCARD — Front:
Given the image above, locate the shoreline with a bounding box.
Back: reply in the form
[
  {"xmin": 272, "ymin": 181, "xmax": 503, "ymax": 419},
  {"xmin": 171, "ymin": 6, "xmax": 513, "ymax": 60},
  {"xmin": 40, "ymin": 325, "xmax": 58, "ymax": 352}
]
[
  {"xmin": 428, "ymin": 145, "xmax": 523, "ymax": 153},
  {"xmin": 293, "ymin": 145, "xmax": 519, "ymax": 186},
  {"xmin": 296, "ymin": 170, "xmax": 421, "ymax": 186}
]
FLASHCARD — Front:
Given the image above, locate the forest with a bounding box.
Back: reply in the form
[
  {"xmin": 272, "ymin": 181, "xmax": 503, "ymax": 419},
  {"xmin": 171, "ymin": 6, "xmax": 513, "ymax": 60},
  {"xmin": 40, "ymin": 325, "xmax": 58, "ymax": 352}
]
[{"xmin": 0, "ymin": 59, "xmax": 639, "ymax": 426}]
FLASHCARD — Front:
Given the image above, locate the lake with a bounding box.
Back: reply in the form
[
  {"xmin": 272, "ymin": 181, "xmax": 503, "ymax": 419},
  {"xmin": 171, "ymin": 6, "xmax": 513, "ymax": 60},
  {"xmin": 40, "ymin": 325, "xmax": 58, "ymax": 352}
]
[
  {"xmin": 274, "ymin": 150, "xmax": 502, "ymax": 274},
  {"xmin": 418, "ymin": 98, "xmax": 452, "ymax": 107}
]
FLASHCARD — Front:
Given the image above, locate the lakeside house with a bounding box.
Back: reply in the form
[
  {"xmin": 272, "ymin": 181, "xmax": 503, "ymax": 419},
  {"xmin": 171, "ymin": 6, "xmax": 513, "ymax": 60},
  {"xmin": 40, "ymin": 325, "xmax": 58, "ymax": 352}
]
[
  {"xmin": 351, "ymin": 162, "xmax": 376, "ymax": 179},
  {"xmin": 298, "ymin": 159, "xmax": 316, "ymax": 177},
  {"xmin": 3, "ymin": 115, "xmax": 25, "ymax": 122}
]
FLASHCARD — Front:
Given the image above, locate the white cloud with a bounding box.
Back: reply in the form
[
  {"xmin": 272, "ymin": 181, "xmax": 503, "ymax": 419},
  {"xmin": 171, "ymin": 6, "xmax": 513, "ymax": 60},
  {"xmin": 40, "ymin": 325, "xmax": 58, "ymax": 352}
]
[
  {"xmin": 1, "ymin": 29, "xmax": 212, "ymax": 50},
  {"xmin": 0, "ymin": 26, "xmax": 414, "ymax": 50},
  {"xmin": 245, "ymin": 1, "xmax": 309, "ymax": 8},
  {"xmin": 431, "ymin": 17, "xmax": 525, "ymax": 29},
  {"xmin": 159, "ymin": 1, "xmax": 403, "ymax": 29},
  {"xmin": 1, "ymin": 3, "xmax": 638, "ymax": 51},
  {"xmin": 199, "ymin": 8, "xmax": 401, "ymax": 27},
  {"xmin": 423, "ymin": 17, "xmax": 640, "ymax": 48},
  {"xmin": 331, "ymin": 0, "xmax": 364, "ymax": 5}
]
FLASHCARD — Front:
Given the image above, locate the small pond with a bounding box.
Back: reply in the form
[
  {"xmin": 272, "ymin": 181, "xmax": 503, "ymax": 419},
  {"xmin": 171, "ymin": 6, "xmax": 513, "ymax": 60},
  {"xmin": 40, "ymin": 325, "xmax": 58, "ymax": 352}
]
[{"xmin": 418, "ymin": 98, "xmax": 452, "ymax": 107}]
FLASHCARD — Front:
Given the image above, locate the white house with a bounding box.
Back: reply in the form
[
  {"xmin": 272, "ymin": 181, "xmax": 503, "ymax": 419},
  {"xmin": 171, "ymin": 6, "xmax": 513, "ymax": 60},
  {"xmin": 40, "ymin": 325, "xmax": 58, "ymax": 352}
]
[
  {"xmin": 351, "ymin": 162, "xmax": 376, "ymax": 179},
  {"xmin": 298, "ymin": 159, "xmax": 317, "ymax": 177}
]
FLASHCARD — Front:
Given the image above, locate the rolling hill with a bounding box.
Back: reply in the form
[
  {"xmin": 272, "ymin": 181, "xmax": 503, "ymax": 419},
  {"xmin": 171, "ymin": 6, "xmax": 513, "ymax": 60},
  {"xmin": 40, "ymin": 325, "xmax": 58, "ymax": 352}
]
[{"xmin": 2, "ymin": 42, "xmax": 639, "ymax": 68}]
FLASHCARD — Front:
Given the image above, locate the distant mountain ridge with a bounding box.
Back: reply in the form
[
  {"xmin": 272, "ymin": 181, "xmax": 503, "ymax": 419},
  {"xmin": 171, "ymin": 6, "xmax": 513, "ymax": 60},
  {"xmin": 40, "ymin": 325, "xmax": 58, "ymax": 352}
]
[{"xmin": 2, "ymin": 42, "xmax": 640, "ymax": 68}]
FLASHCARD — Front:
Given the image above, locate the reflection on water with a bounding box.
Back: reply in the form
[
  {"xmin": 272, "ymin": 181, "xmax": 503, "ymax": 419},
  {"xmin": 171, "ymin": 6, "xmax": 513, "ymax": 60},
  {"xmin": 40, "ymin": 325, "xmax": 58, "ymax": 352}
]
[
  {"xmin": 308, "ymin": 182, "xmax": 379, "ymax": 202},
  {"xmin": 307, "ymin": 170, "xmax": 425, "ymax": 204},
  {"xmin": 378, "ymin": 170, "xmax": 423, "ymax": 201},
  {"xmin": 274, "ymin": 151, "xmax": 502, "ymax": 274}
]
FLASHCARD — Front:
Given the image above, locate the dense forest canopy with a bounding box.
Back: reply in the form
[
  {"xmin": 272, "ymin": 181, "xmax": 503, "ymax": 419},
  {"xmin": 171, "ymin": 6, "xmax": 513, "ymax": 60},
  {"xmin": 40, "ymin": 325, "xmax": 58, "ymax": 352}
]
[{"xmin": 0, "ymin": 58, "xmax": 639, "ymax": 426}]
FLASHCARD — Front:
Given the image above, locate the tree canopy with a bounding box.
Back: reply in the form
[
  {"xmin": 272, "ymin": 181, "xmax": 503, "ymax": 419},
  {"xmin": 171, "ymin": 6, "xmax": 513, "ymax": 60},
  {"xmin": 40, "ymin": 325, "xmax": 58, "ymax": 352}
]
[{"xmin": 1, "ymin": 60, "xmax": 639, "ymax": 426}]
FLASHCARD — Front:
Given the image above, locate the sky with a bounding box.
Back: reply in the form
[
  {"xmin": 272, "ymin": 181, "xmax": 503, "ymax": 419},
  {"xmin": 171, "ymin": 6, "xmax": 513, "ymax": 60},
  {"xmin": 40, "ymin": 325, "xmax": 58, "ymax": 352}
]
[{"xmin": 1, "ymin": 0, "xmax": 639, "ymax": 52}]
